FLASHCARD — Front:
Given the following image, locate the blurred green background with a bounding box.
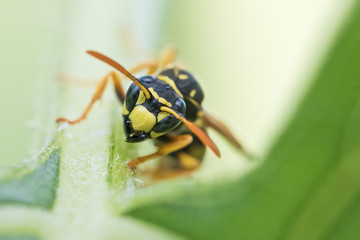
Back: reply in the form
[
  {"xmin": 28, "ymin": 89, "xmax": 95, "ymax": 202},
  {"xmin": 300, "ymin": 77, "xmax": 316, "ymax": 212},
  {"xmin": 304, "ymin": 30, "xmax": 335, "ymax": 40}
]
[{"xmin": 0, "ymin": 1, "xmax": 44, "ymax": 166}]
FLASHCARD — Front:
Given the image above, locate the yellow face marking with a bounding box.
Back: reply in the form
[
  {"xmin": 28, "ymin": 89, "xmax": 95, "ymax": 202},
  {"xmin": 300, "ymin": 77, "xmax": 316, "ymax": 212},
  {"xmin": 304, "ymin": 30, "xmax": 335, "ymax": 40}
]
[
  {"xmin": 179, "ymin": 74, "xmax": 188, "ymax": 80},
  {"xmin": 190, "ymin": 89, "xmax": 196, "ymax": 98},
  {"xmin": 150, "ymin": 131, "xmax": 166, "ymax": 138},
  {"xmin": 157, "ymin": 112, "xmax": 170, "ymax": 122},
  {"xmin": 129, "ymin": 105, "xmax": 156, "ymax": 132},
  {"xmin": 136, "ymin": 91, "xmax": 146, "ymax": 105},
  {"xmin": 158, "ymin": 98, "xmax": 172, "ymax": 107},
  {"xmin": 148, "ymin": 87, "xmax": 172, "ymax": 107},
  {"xmin": 157, "ymin": 75, "xmax": 183, "ymax": 98},
  {"xmin": 122, "ymin": 101, "xmax": 129, "ymax": 115},
  {"xmin": 148, "ymin": 87, "xmax": 159, "ymax": 99}
]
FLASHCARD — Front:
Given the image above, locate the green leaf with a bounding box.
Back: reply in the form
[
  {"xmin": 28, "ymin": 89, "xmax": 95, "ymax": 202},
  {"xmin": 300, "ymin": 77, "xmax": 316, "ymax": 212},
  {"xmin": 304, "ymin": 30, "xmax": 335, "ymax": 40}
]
[
  {"xmin": 125, "ymin": 2, "xmax": 360, "ymax": 240},
  {"xmin": 0, "ymin": 147, "xmax": 60, "ymax": 209},
  {"xmin": 0, "ymin": 236, "xmax": 40, "ymax": 240}
]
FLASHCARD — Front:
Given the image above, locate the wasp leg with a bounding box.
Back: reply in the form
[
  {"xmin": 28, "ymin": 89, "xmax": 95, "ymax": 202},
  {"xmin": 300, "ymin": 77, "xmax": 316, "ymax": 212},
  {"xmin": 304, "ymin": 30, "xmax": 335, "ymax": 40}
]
[
  {"xmin": 126, "ymin": 45, "xmax": 177, "ymax": 71},
  {"xmin": 58, "ymin": 59, "xmax": 158, "ymax": 87},
  {"xmin": 201, "ymin": 111, "xmax": 255, "ymax": 159},
  {"xmin": 159, "ymin": 46, "xmax": 177, "ymax": 68},
  {"xmin": 177, "ymin": 152, "xmax": 201, "ymax": 170},
  {"xmin": 142, "ymin": 152, "xmax": 201, "ymax": 182},
  {"xmin": 127, "ymin": 134, "xmax": 193, "ymax": 172},
  {"xmin": 128, "ymin": 60, "xmax": 158, "ymax": 75},
  {"xmin": 56, "ymin": 60, "xmax": 160, "ymax": 125},
  {"xmin": 57, "ymin": 73, "xmax": 100, "ymax": 87},
  {"xmin": 57, "ymin": 71, "xmax": 125, "ymax": 124}
]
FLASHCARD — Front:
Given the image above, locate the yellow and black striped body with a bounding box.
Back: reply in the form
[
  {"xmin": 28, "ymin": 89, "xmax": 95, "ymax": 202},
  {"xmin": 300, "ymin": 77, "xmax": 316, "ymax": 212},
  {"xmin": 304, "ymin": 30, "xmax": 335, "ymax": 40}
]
[
  {"xmin": 122, "ymin": 67, "xmax": 207, "ymax": 166},
  {"xmin": 156, "ymin": 68, "xmax": 207, "ymax": 166}
]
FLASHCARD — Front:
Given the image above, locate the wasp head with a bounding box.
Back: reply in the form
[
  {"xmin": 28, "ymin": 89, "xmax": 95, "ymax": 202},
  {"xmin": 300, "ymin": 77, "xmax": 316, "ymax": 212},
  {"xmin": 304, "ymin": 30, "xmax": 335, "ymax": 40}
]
[{"xmin": 122, "ymin": 75, "xmax": 186, "ymax": 142}]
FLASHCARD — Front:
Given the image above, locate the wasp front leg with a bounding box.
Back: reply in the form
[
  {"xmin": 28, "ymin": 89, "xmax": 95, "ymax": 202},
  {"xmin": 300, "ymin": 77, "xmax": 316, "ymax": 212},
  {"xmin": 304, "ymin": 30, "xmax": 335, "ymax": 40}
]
[
  {"xmin": 57, "ymin": 71, "xmax": 125, "ymax": 124},
  {"xmin": 127, "ymin": 134, "xmax": 193, "ymax": 172},
  {"xmin": 56, "ymin": 59, "xmax": 159, "ymax": 125}
]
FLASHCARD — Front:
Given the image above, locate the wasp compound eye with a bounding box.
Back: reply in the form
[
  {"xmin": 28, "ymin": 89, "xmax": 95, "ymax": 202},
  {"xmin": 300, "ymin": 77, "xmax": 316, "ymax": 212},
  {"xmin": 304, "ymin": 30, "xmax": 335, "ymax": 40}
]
[
  {"xmin": 138, "ymin": 75, "xmax": 157, "ymax": 84},
  {"xmin": 174, "ymin": 97, "xmax": 186, "ymax": 115},
  {"xmin": 123, "ymin": 84, "xmax": 140, "ymax": 115}
]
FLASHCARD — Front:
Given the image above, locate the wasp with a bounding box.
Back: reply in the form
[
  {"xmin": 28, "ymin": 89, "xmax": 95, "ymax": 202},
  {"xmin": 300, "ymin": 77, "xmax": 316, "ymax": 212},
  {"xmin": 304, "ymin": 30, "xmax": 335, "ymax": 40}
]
[{"xmin": 57, "ymin": 47, "xmax": 249, "ymax": 179}]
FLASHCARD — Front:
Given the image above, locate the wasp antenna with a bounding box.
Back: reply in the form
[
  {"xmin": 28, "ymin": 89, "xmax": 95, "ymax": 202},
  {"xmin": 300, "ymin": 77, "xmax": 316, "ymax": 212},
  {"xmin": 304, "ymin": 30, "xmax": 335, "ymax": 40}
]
[
  {"xmin": 160, "ymin": 106, "xmax": 221, "ymax": 157},
  {"xmin": 86, "ymin": 50, "xmax": 151, "ymax": 99}
]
